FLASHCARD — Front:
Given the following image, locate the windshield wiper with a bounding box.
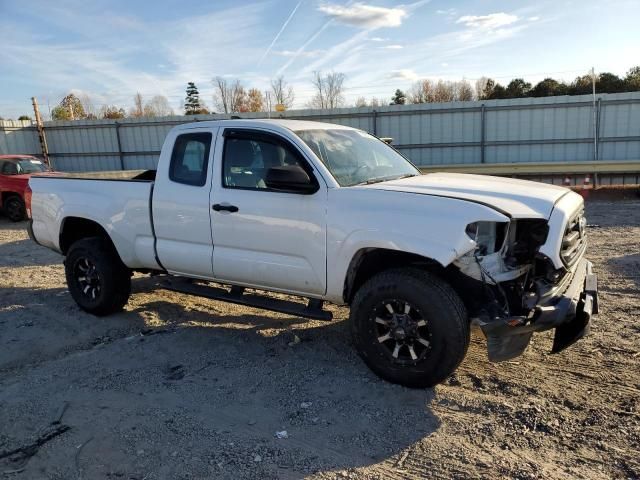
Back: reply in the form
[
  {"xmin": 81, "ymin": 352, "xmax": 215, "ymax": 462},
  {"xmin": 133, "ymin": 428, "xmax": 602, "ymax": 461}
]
[
  {"xmin": 352, "ymin": 173, "xmax": 419, "ymax": 186},
  {"xmin": 394, "ymin": 173, "xmax": 419, "ymax": 180},
  {"xmin": 352, "ymin": 176, "xmax": 392, "ymax": 186}
]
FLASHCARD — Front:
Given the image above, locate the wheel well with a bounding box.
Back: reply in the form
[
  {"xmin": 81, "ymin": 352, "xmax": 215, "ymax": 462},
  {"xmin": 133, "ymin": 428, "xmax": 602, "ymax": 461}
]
[
  {"xmin": 59, "ymin": 217, "xmax": 113, "ymax": 255},
  {"xmin": 343, "ymin": 248, "xmax": 443, "ymax": 303},
  {"xmin": 1, "ymin": 192, "xmax": 22, "ymax": 206}
]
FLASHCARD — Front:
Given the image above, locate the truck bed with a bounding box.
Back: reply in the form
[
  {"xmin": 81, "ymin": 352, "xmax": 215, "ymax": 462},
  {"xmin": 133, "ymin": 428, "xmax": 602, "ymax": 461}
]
[{"xmin": 29, "ymin": 172, "xmax": 159, "ymax": 270}]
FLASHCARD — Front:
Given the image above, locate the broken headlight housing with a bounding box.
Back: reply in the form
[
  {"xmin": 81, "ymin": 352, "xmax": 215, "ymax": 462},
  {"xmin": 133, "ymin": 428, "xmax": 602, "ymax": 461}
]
[{"xmin": 466, "ymin": 221, "xmax": 508, "ymax": 255}]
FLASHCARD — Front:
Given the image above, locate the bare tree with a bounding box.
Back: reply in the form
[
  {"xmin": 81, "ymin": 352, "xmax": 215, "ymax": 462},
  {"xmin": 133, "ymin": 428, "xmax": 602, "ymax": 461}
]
[
  {"xmin": 213, "ymin": 77, "xmax": 248, "ymax": 113},
  {"xmin": 309, "ymin": 71, "xmax": 346, "ymax": 109},
  {"xmin": 354, "ymin": 96, "xmax": 368, "ymax": 108},
  {"xmin": 130, "ymin": 92, "xmax": 144, "ymax": 117},
  {"xmin": 77, "ymin": 93, "xmax": 96, "ymax": 118},
  {"xmin": 213, "ymin": 77, "xmax": 230, "ymax": 113},
  {"xmin": 408, "ymin": 79, "xmax": 434, "ymax": 103},
  {"xmin": 475, "ymin": 77, "xmax": 491, "ymax": 100},
  {"xmin": 354, "ymin": 97, "xmax": 385, "ymax": 108},
  {"xmin": 456, "ymin": 80, "xmax": 474, "ymax": 101},
  {"xmin": 270, "ymin": 76, "xmax": 295, "ymax": 109},
  {"xmin": 144, "ymin": 95, "xmax": 174, "ymax": 117},
  {"xmin": 432, "ymin": 80, "xmax": 455, "ymax": 103},
  {"xmin": 409, "ymin": 79, "xmax": 474, "ymax": 104}
]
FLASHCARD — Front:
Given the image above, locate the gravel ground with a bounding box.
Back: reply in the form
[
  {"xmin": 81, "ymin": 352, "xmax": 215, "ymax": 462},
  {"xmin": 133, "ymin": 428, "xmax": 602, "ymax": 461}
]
[{"xmin": 0, "ymin": 200, "xmax": 639, "ymax": 479}]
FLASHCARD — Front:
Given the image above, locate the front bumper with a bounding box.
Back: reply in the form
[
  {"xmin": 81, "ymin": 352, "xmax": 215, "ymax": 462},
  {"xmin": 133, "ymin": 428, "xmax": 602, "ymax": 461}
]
[{"xmin": 475, "ymin": 257, "xmax": 598, "ymax": 362}]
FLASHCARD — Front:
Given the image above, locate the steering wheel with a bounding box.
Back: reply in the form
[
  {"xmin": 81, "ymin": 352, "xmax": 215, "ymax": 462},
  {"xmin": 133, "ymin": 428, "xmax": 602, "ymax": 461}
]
[{"xmin": 350, "ymin": 163, "xmax": 373, "ymax": 181}]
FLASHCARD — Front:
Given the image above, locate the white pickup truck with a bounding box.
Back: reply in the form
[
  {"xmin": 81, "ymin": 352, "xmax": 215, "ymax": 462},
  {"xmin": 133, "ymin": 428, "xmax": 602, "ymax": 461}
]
[{"xmin": 27, "ymin": 119, "xmax": 598, "ymax": 387}]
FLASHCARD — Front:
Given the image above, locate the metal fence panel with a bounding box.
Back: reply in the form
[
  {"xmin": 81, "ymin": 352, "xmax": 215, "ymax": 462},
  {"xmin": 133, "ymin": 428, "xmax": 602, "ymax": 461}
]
[
  {"xmin": 0, "ymin": 121, "xmax": 40, "ymax": 155},
  {"xmin": 124, "ymin": 154, "xmax": 159, "ymax": 170}
]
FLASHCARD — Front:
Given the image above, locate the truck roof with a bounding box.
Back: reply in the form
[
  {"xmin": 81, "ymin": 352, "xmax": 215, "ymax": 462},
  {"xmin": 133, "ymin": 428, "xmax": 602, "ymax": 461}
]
[{"xmin": 174, "ymin": 118, "xmax": 356, "ymax": 134}]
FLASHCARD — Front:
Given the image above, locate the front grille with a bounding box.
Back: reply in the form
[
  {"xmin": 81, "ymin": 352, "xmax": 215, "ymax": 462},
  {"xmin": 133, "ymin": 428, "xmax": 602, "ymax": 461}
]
[{"xmin": 561, "ymin": 209, "xmax": 587, "ymax": 266}]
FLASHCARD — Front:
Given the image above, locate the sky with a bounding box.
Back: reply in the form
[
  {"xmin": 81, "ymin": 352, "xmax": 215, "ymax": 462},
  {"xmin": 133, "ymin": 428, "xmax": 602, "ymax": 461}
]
[{"xmin": 1, "ymin": 0, "xmax": 639, "ymax": 119}]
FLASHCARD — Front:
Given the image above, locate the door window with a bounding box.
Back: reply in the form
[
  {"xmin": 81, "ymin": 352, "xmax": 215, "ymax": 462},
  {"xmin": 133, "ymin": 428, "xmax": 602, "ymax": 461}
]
[
  {"xmin": 222, "ymin": 134, "xmax": 309, "ymax": 190},
  {"xmin": 169, "ymin": 132, "xmax": 212, "ymax": 186}
]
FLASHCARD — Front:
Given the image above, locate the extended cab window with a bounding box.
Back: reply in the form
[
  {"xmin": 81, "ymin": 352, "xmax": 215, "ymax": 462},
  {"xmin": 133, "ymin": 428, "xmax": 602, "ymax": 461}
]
[
  {"xmin": 1, "ymin": 162, "xmax": 18, "ymax": 175},
  {"xmin": 223, "ymin": 134, "xmax": 308, "ymax": 190},
  {"xmin": 169, "ymin": 132, "xmax": 212, "ymax": 186}
]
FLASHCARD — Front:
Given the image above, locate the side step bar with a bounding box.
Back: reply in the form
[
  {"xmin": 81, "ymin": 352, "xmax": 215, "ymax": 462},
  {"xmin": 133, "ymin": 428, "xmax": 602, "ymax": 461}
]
[{"xmin": 160, "ymin": 278, "xmax": 333, "ymax": 321}]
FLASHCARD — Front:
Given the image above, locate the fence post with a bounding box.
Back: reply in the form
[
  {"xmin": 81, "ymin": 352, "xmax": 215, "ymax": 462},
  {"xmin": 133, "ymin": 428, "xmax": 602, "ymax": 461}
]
[
  {"xmin": 372, "ymin": 109, "xmax": 378, "ymax": 136},
  {"xmin": 31, "ymin": 97, "xmax": 50, "ymax": 167},
  {"xmin": 595, "ymin": 97, "xmax": 602, "ymax": 161},
  {"xmin": 593, "ymin": 97, "xmax": 603, "ymax": 188},
  {"xmin": 115, "ymin": 121, "xmax": 125, "ymax": 170},
  {"xmin": 480, "ymin": 103, "xmax": 486, "ymax": 164}
]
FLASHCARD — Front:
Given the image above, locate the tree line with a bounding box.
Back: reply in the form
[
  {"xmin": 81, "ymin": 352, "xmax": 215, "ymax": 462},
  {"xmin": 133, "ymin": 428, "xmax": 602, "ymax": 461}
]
[
  {"xmin": 3, "ymin": 66, "xmax": 638, "ymax": 121},
  {"xmin": 391, "ymin": 66, "xmax": 640, "ymax": 105}
]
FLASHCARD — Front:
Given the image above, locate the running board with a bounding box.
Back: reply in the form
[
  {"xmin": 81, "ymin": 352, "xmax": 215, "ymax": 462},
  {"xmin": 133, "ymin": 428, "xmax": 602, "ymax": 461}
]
[{"xmin": 160, "ymin": 278, "xmax": 333, "ymax": 321}]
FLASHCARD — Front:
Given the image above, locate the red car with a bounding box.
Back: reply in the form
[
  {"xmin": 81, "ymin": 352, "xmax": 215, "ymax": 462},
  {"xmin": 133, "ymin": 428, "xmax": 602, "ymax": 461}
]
[{"xmin": 0, "ymin": 155, "xmax": 53, "ymax": 221}]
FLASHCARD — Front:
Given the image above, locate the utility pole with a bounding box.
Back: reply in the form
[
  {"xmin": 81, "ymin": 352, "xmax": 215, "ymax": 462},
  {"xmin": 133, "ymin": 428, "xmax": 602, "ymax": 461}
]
[
  {"xmin": 591, "ymin": 67, "xmax": 597, "ymax": 161},
  {"xmin": 265, "ymin": 91, "xmax": 271, "ymax": 118},
  {"xmin": 31, "ymin": 97, "xmax": 50, "ymax": 167}
]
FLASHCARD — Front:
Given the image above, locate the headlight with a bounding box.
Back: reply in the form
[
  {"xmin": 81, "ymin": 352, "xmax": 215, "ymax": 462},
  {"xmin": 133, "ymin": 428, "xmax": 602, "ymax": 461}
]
[{"xmin": 465, "ymin": 221, "xmax": 508, "ymax": 255}]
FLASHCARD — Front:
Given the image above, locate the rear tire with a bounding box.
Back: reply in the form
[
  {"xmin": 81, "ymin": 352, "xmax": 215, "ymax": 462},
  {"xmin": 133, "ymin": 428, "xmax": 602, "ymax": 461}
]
[
  {"xmin": 350, "ymin": 268, "xmax": 469, "ymax": 388},
  {"xmin": 64, "ymin": 237, "xmax": 131, "ymax": 316},
  {"xmin": 4, "ymin": 196, "xmax": 26, "ymax": 222}
]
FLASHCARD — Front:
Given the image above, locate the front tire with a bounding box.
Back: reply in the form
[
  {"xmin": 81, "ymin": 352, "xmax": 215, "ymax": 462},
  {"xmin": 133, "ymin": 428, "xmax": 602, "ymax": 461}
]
[
  {"xmin": 4, "ymin": 196, "xmax": 26, "ymax": 222},
  {"xmin": 350, "ymin": 268, "xmax": 469, "ymax": 388},
  {"xmin": 64, "ymin": 237, "xmax": 131, "ymax": 316}
]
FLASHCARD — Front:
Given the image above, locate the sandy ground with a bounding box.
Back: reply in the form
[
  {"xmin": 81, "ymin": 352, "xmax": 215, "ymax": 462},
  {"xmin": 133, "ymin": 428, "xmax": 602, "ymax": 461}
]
[{"xmin": 0, "ymin": 200, "xmax": 639, "ymax": 480}]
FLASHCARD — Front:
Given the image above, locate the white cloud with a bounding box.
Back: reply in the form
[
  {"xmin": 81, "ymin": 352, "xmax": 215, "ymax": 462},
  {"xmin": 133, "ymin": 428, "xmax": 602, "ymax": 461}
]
[
  {"xmin": 381, "ymin": 44, "xmax": 403, "ymax": 49},
  {"xmin": 318, "ymin": 2, "xmax": 407, "ymax": 28},
  {"xmin": 528, "ymin": 16, "xmax": 540, "ymax": 22},
  {"xmin": 369, "ymin": 36, "xmax": 387, "ymax": 42},
  {"xmin": 436, "ymin": 8, "xmax": 457, "ymax": 16},
  {"xmin": 456, "ymin": 13, "xmax": 518, "ymax": 30},
  {"xmin": 0, "ymin": 1, "xmax": 272, "ymax": 117},
  {"xmin": 388, "ymin": 69, "xmax": 419, "ymax": 81}
]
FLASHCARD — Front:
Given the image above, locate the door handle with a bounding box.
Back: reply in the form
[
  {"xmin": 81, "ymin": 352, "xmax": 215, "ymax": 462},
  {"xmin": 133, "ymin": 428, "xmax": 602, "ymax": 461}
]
[{"xmin": 212, "ymin": 203, "xmax": 239, "ymax": 213}]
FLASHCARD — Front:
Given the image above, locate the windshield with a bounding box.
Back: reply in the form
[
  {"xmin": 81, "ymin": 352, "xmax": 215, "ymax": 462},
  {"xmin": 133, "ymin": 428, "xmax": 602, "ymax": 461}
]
[
  {"xmin": 16, "ymin": 159, "xmax": 47, "ymax": 174},
  {"xmin": 295, "ymin": 129, "xmax": 420, "ymax": 186}
]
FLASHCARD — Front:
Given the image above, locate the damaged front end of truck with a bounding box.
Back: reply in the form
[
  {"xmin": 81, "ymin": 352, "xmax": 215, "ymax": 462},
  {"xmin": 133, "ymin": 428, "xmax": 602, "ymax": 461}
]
[{"xmin": 449, "ymin": 209, "xmax": 598, "ymax": 362}]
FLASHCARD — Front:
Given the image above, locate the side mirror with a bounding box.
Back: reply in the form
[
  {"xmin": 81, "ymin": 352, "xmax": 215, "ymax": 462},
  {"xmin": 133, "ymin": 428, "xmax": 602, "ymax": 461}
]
[{"xmin": 265, "ymin": 165, "xmax": 318, "ymax": 194}]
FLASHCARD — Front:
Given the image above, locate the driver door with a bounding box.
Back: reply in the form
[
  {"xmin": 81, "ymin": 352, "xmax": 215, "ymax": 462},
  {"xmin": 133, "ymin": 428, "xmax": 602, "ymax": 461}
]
[{"xmin": 210, "ymin": 128, "xmax": 327, "ymax": 295}]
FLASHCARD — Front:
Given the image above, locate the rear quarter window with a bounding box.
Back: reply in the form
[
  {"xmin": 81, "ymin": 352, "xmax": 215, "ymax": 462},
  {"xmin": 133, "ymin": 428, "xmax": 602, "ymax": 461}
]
[{"xmin": 169, "ymin": 133, "xmax": 212, "ymax": 186}]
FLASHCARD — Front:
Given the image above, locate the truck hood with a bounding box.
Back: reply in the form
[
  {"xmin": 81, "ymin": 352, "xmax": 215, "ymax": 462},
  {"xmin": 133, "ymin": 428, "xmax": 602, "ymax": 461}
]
[{"xmin": 363, "ymin": 172, "xmax": 570, "ymax": 219}]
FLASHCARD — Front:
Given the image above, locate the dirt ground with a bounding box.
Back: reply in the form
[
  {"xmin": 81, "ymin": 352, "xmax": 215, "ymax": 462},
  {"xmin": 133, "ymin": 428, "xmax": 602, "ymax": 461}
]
[{"xmin": 0, "ymin": 200, "xmax": 639, "ymax": 480}]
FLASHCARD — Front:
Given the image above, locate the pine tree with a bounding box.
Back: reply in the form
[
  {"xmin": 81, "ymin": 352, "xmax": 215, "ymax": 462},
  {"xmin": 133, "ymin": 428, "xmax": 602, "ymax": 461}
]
[
  {"xmin": 185, "ymin": 82, "xmax": 203, "ymax": 115},
  {"xmin": 390, "ymin": 89, "xmax": 406, "ymax": 105}
]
